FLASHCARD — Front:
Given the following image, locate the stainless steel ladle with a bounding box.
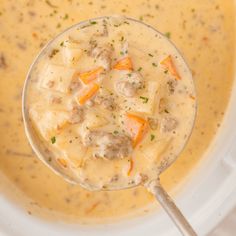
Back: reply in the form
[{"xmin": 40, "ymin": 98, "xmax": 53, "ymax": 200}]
[{"xmin": 22, "ymin": 16, "xmax": 197, "ymax": 236}]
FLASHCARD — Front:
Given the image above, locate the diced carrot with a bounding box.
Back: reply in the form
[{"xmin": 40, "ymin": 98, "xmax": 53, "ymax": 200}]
[
  {"xmin": 76, "ymin": 83, "xmax": 99, "ymax": 105},
  {"xmin": 125, "ymin": 113, "xmax": 148, "ymax": 147},
  {"xmin": 189, "ymin": 94, "xmax": 196, "ymax": 100},
  {"xmin": 113, "ymin": 57, "xmax": 133, "ymax": 70},
  {"xmin": 127, "ymin": 158, "xmax": 134, "ymax": 176},
  {"xmin": 57, "ymin": 158, "xmax": 68, "ymax": 168},
  {"xmin": 161, "ymin": 55, "xmax": 181, "ymax": 80},
  {"xmin": 79, "ymin": 67, "xmax": 104, "ymax": 84}
]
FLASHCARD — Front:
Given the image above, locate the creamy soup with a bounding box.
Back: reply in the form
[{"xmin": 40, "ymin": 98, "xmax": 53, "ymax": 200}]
[
  {"xmin": 25, "ymin": 16, "xmax": 196, "ymax": 191},
  {"xmin": 0, "ymin": 0, "xmax": 234, "ymax": 224}
]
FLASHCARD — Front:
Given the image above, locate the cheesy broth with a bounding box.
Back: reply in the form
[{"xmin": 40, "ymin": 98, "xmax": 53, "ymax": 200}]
[{"xmin": 0, "ymin": 0, "xmax": 234, "ymax": 223}]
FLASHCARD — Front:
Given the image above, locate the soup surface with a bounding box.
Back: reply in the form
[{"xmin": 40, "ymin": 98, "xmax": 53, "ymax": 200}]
[
  {"xmin": 0, "ymin": 0, "xmax": 234, "ymax": 223},
  {"xmin": 25, "ymin": 16, "xmax": 196, "ymax": 191}
]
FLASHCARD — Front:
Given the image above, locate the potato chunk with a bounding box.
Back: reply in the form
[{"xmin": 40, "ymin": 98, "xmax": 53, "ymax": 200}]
[
  {"xmin": 62, "ymin": 41, "xmax": 83, "ymax": 66},
  {"xmin": 83, "ymin": 109, "xmax": 108, "ymax": 129},
  {"xmin": 29, "ymin": 106, "xmax": 70, "ymax": 139},
  {"xmin": 40, "ymin": 64, "xmax": 75, "ymax": 93},
  {"xmin": 121, "ymin": 81, "xmax": 159, "ymax": 115}
]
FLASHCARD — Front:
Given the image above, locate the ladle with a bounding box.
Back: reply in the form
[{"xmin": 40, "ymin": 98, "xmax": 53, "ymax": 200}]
[{"xmin": 22, "ymin": 16, "xmax": 197, "ymax": 236}]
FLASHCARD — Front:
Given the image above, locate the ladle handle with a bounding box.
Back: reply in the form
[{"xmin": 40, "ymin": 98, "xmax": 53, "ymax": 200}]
[{"xmin": 147, "ymin": 181, "xmax": 197, "ymax": 236}]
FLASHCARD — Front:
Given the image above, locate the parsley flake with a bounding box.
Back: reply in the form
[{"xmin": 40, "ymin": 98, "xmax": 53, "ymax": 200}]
[
  {"xmin": 51, "ymin": 136, "xmax": 56, "ymax": 144},
  {"xmin": 165, "ymin": 32, "xmax": 171, "ymax": 39},
  {"xmin": 152, "ymin": 62, "xmax": 158, "ymax": 67},
  {"xmin": 151, "ymin": 134, "xmax": 155, "ymax": 141},
  {"xmin": 140, "ymin": 96, "xmax": 149, "ymax": 103},
  {"xmin": 45, "ymin": 0, "xmax": 58, "ymax": 8},
  {"xmin": 63, "ymin": 14, "xmax": 69, "ymax": 20},
  {"xmin": 90, "ymin": 21, "xmax": 97, "ymax": 25}
]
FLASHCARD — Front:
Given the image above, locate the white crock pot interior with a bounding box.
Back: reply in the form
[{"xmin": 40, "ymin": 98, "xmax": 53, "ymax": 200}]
[{"xmin": 0, "ymin": 26, "xmax": 236, "ymax": 236}]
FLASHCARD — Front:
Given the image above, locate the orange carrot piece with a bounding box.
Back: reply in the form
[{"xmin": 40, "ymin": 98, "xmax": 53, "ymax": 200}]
[
  {"xmin": 127, "ymin": 159, "xmax": 134, "ymax": 176},
  {"xmin": 57, "ymin": 158, "xmax": 68, "ymax": 168},
  {"xmin": 79, "ymin": 67, "xmax": 104, "ymax": 84},
  {"xmin": 189, "ymin": 94, "xmax": 196, "ymax": 100},
  {"xmin": 161, "ymin": 55, "xmax": 181, "ymax": 80},
  {"xmin": 125, "ymin": 113, "xmax": 148, "ymax": 147},
  {"xmin": 113, "ymin": 57, "xmax": 133, "ymax": 71},
  {"xmin": 77, "ymin": 83, "xmax": 99, "ymax": 105}
]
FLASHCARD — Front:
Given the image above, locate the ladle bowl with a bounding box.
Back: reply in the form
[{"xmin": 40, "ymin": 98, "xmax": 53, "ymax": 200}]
[{"xmin": 22, "ymin": 16, "xmax": 197, "ymax": 236}]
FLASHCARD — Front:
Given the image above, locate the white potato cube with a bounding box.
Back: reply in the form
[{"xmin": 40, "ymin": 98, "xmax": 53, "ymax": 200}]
[
  {"xmin": 40, "ymin": 64, "xmax": 75, "ymax": 93},
  {"xmin": 55, "ymin": 133, "xmax": 86, "ymax": 167},
  {"xmin": 29, "ymin": 106, "xmax": 70, "ymax": 139},
  {"xmin": 84, "ymin": 110, "xmax": 108, "ymax": 129},
  {"xmin": 122, "ymin": 81, "xmax": 160, "ymax": 115},
  {"xmin": 62, "ymin": 41, "xmax": 83, "ymax": 66}
]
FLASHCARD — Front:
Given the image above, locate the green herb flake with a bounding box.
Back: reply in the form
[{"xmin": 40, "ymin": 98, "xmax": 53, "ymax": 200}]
[
  {"xmin": 51, "ymin": 136, "xmax": 56, "ymax": 144},
  {"xmin": 148, "ymin": 53, "xmax": 154, "ymax": 57},
  {"xmin": 56, "ymin": 23, "xmax": 61, "ymax": 28},
  {"xmin": 90, "ymin": 21, "xmax": 97, "ymax": 25},
  {"xmin": 164, "ymin": 109, "xmax": 169, "ymax": 113},
  {"xmin": 63, "ymin": 14, "xmax": 69, "ymax": 20},
  {"xmin": 150, "ymin": 134, "xmax": 155, "ymax": 141},
  {"xmin": 165, "ymin": 32, "xmax": 171, "ymax": 39},
  {"xmin": 45, "ymin": 0, "xmax": 58, "ymax": 8},
  {"xmin": 120, "ymin": 36, "xmax": 124, "ymax": 41},
  {"xmin": 140, "ymin": 96, "xmax": 149, "ymax": 103},
  {"xmin": 120, "ymin": 51, "xmax": 124, "ymax": 55},
  {"xmin": 152, "ymin": 62, "xmax": 158, "ymax": 67},
  {"xmin": 164, "ymin": 70, "xmax": 168, "ymax": 74},
  {"xmin": 138, "ymin": 67, "xmax": 143, "ymax": 72},
  {"xmin": 113, "ymin": 130, "xmax": 119, "ymax": 135},
  {"xmin": 60, "ymin": 41, "xmax": 64, "ymax": 47}
]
